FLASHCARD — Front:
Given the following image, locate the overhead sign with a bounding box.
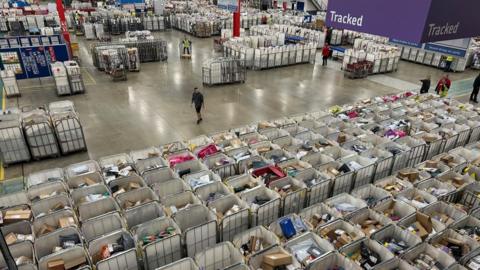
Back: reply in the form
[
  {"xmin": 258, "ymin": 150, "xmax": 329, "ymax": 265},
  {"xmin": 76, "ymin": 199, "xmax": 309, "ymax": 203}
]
[
  {"xmin": 390, "ymin": 37, "xmax": 471, "ymax": 58},
  {"xmin": 217, "ymin": 0, "xmax": 238, "ymax": 12},
  {"xmin": 326, "ymin": 0, "xmax": 480, "ymax": 43},
  {"xmin": 0, "ymin": 44, "xmax": 69, "ymax": 80},
  {"xmin": 423, "ymin": 0, "xmax": 479, "ymax": 42}
]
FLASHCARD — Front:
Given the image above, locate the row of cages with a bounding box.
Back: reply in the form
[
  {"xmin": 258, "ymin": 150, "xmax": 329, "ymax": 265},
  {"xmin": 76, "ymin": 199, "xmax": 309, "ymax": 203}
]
[
  {"xmin": 0, "ymin": 100, "xmax": 87, "ymax": 166},
  {"xmin": 72, "ymin": 15, "xmax": 172, "ymax": 36},
  {"xmin": 343, "ymin": 56, "xmax": 401, "ymax": 75},
  {"xmin": 4, "ymin": 92, "xmax": 480, "ymax": 270},
  {"xmin": 223, "ymin": 43, "xmax": 317, "ymax": 70}
]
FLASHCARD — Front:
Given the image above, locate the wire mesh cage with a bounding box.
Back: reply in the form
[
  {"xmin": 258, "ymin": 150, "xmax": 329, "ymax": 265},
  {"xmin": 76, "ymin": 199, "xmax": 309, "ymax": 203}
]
[
  {"xmin": 324, "ymin": 193, "xmax": 368, "ymax": 219},
  {"xmin": 143, "ymin": 166, "xmax": 178, "ymax": 187},
  {"xmin": 293, "ymin": 168, "xmax": 332, "ymax": 206},
  {"xmin": 152, "ymin": 178, "xmax": 190, "ymax": 200},
  {"xmin": 172, "ymin": 204, "xmax": 218, "ymax": 257},
  {"xmin": 370, "ymin": 224, "xmax": 421, "ymax": 256},
  {"xmin": 194, "ymin": 242, "xmax": 244, "ymax": 270},
  {"xmin": 316, "ymin": 161, "xmax": 355, "ymax": 196},
  {"xmin": 351, "ymin": 184, "xmax": 392, "ymax": 208},
  {"xmin": 429, "ymin": 228, "xmax": 479, "ymax": 262},
  {"xmin": 34, "ymin": 226, "xmax": 84, "ymax": 264},
  {"xmin": 402, "ymin": 243, "xmax": 456, "ymax": 270},
  {"xmin": 202, "ymin": 58, "xmax": 246, "ymax": 86},
  {"xmin": 27, "ymin": 179, "xmax": 67, "ymax": 202},
  {"xmin": 299, "ymin": 202, "xmax": 342, "ymax": 231},
  {"xmin": 306, "ymin": 251, "xmax": 362, "ymax": 270},
  {"xmin": 33, "ymin": 207, "xmax": 79, "ymax": 237},
  {"xmin": 239, "ymin": 186, "xmax": 281, "ymax": 226},
  {"xmin": 81, "ymin": 211, "xmax": 125, "ymax": 244},
  {"xmin": 268, "ymin": 176, "xmax": 307, "ymax": 215},
  {"xmin": 88, "ymin": 229, "xmax": 138, "ymax": 270},
  {"xmin": 155, "ymin": 258, "xmax": 199, "ymax": 270},
  {"xmin": 124, "ymin": 201, "xmax": 164, "ymax": 229},
  {"xmin": 132, "ymin": 216, "xmax": 182, "ymax": 270},
  {"xmin": 338, "ymin": 238, "xmax": 395, "ymax": 269},
  {"xmin": 30, "ymin": 193, "xmax": 72, "ymax": 218}
]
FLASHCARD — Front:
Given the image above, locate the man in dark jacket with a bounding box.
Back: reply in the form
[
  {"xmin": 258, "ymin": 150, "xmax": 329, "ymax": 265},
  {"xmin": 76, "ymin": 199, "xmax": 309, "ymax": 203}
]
[
  {"xmin": 420, "ymin": 75, "xmax": 431, "ymax": 94},
  {"xmin": 191, "ymin": 87, "xmax": 204, "ymax": 124},
  {"xmin": 471, "ymin": 73, "xmax": 480, "ymax": 103}
]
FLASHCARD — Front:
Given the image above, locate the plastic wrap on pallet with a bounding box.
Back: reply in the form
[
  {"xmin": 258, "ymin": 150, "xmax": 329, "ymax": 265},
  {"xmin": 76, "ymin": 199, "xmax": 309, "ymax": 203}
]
[
  {"xmin": 22, "ymin": 108, "xmax": 60, "ymax": 160},
  {"xmin": 49, "ymin": 101, "xmax": 86, "ymax": 154},
  {"xmin": 0, "ymin": 109, "xmax": 30, "ymax": 165},
  {"xmin": 50, "ymin": 61, "xmax": 71, "ymax": 96},
  {"xmin": 0, "ymin": 69, "xmax": 20, "ymax": 97}
]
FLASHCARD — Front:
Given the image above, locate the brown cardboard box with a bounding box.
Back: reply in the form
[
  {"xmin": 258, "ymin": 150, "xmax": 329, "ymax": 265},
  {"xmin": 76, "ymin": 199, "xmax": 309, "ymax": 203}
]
[
  {"xmin": 84, "ymin": 177, "xmax": 97, "ymax": 186},
  {"xmin": 425, "ymin": 160, "xmax": 438, "ymax": 168},
  {"xmin": 4, "ymin": 209, "xmax": 32, "ymax": 223},
  {"xmin": 64, "ymin": 255, "xmax": 86, "ymax": 269},
  {"xmin": 440, "ymin": 155, "xmax": 454, "ymax": 163},
  {"xmin": 47, "ymin": 259, "xmax": 65, "ymax": 270},
  {"xmin": 38, "ymin": 224, "xmax": 57, "ymax": 236},
  {"xmin": 337, "ymin": 134, "xmax": 347, "ymax": 144},
  {"xmin": 397, "ymin": 171, "xmax": 409, "ymax": 179},
  {"xmin": 413, "ymin": 221, "xmax": 429, "ymax": 240},
  {"xmin": 59, "ymin": 216, "xmax": 76, "ymax": 228},
  {"xmin": 5, "ymin": 232, "xmax": 17, "ymax": 245},
  {"xmin": 408, "ymin": 171, "xmax": 419, "ymax": 182},
  {"xmin": 417, "ymin": 212, "xmax": 432, "ymax": 233},
  {"xmin": 113, "ymin": 188, "xmax": 126, "ymax": 197},
  {"xmin": 423, "ymin": 134, "xmax": 438, "ymax": 143},
  {"xmin": 327, "ymin": 167, "xmax": 340, "ymax": 176},
  {"xmin": 261, "ymin": 262, "xmax": 275, "ymax": 270},
  {"xmin": 51, "ymin": 202, "xmax": 65, "ymax": 212},
  {"xmin": 128, "ymin": 182, "xmax": 141, "ymax": 190},
  {"xmin": 263, "ymin": 252, "xmax": 292, "ymax": 266}
]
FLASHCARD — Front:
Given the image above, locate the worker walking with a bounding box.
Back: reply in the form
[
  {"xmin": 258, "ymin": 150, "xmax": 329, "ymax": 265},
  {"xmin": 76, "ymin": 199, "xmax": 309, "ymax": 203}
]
[
  {"xmin": 470, "ymin": 73, "xmax": 480, "ymax": 103},
  {"xmin": 182, "ymin": 36, "xmax": 191, "ymax": 55},
  {"xmin": 322, "ymin": 43, "xmax": 330, "ymax": 66},
  {"xmin": 419, "ymin": 75, "xmax": 431, "ymax": 94},
  {"xmin": 191, "ymin": 87, "xmax": 204, "ymax": 124}
]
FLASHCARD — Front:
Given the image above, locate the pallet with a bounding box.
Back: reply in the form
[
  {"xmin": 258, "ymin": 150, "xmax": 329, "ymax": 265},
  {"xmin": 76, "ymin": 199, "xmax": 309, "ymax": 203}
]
[{"xmin": 181, "ymin": 54, "xmax": 192, "ymax": 59}]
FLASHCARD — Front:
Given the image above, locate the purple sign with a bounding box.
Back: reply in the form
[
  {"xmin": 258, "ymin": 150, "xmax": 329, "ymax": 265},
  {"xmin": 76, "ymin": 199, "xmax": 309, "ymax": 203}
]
[
  {"xmin": 423, "ymin": 0, "xmax": 479, "ymax": 42},
  {"xmin": 326, "ymin": 0, "xmax": 432, "ymax": 43},
  {"xmin": 326, "ymin": 0, "xmax": 480, "ymax": 43}
]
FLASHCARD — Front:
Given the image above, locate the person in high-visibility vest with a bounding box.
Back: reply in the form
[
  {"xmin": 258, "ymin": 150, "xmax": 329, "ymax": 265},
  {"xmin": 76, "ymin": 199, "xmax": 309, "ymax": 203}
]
[
  {"xmin": 444, "ymin": 55, "xmax": 454, "ymax": 72},
  {"xmin": 182, "ymin": 36, "xmax": 191, "ymax": 55}
]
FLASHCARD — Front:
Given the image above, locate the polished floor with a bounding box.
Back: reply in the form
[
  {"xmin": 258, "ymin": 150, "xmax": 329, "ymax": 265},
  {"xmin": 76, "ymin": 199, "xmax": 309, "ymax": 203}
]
[{"xmin": 3, "ymin": 30, "xmax": 479, "ymax": 178}]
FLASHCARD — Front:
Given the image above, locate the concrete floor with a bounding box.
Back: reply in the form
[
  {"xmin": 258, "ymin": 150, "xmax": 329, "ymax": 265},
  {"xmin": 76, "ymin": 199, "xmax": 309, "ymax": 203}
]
[{"xmin": 3, "ymin": 30, "xmax": 479, "ymax": 178}]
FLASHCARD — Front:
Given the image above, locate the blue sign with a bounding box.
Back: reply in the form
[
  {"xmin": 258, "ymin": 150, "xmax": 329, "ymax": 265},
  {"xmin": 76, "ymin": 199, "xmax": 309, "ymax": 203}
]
[
  {"xmin": 424, "ymin": 43, "xmax": 467, "ymax": 57},
  {"xmin": 0, "ymin": 35, "xmax": 64, "ymax": 49},
  {"xmin": 389, "ymin": 38, "xmax": 422, "ymax": 48},
  {"xmin": 0, "ymin": 44, "xmax": 70, "ymax": 79},
  {"xmin": 218, "ymin": 0, "xmax": 238, "ymax": 12}
]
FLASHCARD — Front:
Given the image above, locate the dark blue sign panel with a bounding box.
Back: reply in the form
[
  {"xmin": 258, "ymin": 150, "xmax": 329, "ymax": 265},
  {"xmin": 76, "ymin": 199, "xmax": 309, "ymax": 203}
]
[
  {"xmin": 0, "ymin": 44, "xmax": 70, "ymax": 79},
  {"xmin": 424, "ymin": 43, "xmax": 467, "ymax": 57}
]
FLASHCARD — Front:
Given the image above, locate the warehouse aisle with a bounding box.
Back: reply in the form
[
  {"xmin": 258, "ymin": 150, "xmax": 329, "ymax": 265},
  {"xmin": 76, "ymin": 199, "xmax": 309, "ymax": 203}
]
[{"xmin": 3, "ymin": 30, "xmax": 479, "ymax": 178}]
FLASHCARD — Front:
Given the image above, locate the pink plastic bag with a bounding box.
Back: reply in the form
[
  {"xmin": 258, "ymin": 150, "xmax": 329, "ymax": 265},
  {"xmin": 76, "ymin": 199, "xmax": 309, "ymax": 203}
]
[
  {"xmin": 169, "ymin": 154, "xmax": 194, "ymax": 167},
  {"xmin": 196, "ymin": 144, "xmax": 219, "ymax": 159}
]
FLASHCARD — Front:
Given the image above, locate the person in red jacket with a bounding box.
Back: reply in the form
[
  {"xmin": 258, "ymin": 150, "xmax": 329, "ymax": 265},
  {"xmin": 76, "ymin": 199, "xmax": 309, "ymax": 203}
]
[
  {"xmin": 435, "ymin": 74, "xmax": 451, "ymax": 97},
  {"xmin": 322, "ymin": 43, "xmax": 330, "ymax": 66}
]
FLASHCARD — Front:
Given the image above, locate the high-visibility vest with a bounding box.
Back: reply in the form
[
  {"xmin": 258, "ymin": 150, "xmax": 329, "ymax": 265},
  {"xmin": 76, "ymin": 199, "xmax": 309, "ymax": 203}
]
[
  {"xmin": 446, "ymin": 56, "xmax": 454, "ymax": 61},
  {"xmin": 183, "ymin": 39, "xmax": 190, "ymax": 48}
]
